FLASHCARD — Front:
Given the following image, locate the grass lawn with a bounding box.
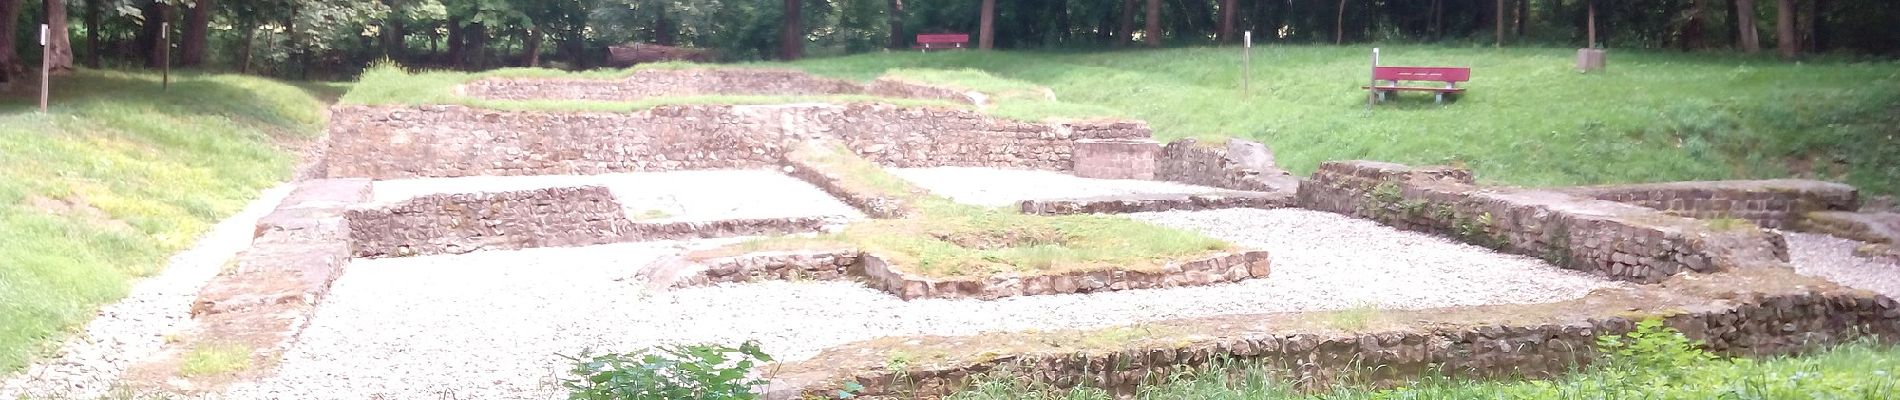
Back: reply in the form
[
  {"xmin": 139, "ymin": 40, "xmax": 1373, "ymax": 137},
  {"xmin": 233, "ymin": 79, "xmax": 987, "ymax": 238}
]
[
  {"xmin": 776, "ymin": 46, "xmax": 1900, "ymax": 196},
  {"xmin": 722, "ymin": 143, "xmax": 1229, "ymax": 278},
  {"xmin": 0, "ymin": 70, "xmax": 324, "ymax": 373}
]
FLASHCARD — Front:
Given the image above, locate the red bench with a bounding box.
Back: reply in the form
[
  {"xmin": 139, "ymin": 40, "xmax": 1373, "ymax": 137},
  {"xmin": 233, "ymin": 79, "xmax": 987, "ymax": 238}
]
[
  {"xmin": 1362, "ymin": 66, "xmax": 1470, "ymax": 104},
  {"xmin": 913, "ymin": 33, "xmax": 971, "ymax": 52}
]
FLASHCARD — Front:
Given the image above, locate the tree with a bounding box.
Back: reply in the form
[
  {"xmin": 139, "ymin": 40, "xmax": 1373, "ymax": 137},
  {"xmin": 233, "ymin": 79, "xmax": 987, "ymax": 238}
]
[
  {"xmin": 1217, "ymin": 0, "xmax": 1235, "ymax": 42},
  {"xmin": 1143, "ymin": 0, "xmax": 1158, "ymax": 47},
  {"xmin": 886, "ymin": 0, "xmax": 903, "ymax": 48},
  {"xmin": 181, "ymin": 0, "xmax": 213, "ymax": 66},
  {"xmin": 1494, "ymin": 0, "xmax": 1504, "ymax": 46},
  {"xmin": 0, "ymin": 0, "xmax": 19, "ymax": 84},
  {"xmin": 1736, "ymin": 0, "xmax": 1761, "ymax": 53},
  {"xmin": 46, "ymin": 0, "xmax": 73, "ymax": 73},
  {"xmin": 1775, "ymin": 0, "xmax": 1796, "ymax": 58},
  {"xmin": 1336, "ymin": 0, "xmax": 1347, "ymax": 44},
  {"xmin": 141, "ymin": 0, "xmax": 171, "ymax": 69},
  {"xmin": 1117, "ymin": 0, "xmax": 1135, "ymax": 46},
  {"xmin": 83, "ymin": 0, "xmax": 99, "ymax": 67},
  {"xmin": 978, "ymin": 0, "xmax": 993, "ymax": 49},
  {"xmin": 779, "ymin": 0, "xmax": 801, "ymax": 59}
]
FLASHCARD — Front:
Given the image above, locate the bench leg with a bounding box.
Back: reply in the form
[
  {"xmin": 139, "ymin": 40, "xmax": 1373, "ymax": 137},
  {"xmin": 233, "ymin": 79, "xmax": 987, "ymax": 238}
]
[
  {"xmin": 1434, "ymin": 92, "xmax": 1444, "ymax": 104},
  {"xmin": 1376, "ymin": 91, "xmax": 1388, "ymax": 103}
]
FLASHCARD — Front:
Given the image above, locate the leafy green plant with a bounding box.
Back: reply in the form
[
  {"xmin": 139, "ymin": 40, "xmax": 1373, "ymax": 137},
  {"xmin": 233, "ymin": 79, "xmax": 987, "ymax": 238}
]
[
  {"xmin": 1593, "ymin": 319, "xmax": 1717, "ymax": 388},
  {"xmin": 561, "ymin": 341, "xmax": 774, "ymax": 400}
]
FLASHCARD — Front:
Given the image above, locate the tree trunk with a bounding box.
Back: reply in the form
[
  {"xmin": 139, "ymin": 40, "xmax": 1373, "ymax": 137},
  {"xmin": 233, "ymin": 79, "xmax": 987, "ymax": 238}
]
[
  {"xmin": 179, "ymin": 0, "xmax": 209, "ymax": 66},
  {"xmin": 286, "ymin": 2, "xmax": 300, "ymax": 78},
  {"xmin": 1515, "ymin": 0, "xmax": 1527, "ymax": 38},
  {"xmin": 1144, "ymin": 0, "xmax": 1160, "ymax": 47},
  {"xmin": 465, "ymin": 21, "xmax": 486, "ymax": 69},
  {"xmin": 1494, "ymin": 0, "xmax": 1505, "ymax": 46},
  {"xmin": 84, "ymin": 0, "xmax": 100, "ymax": 68},
  {"xmin": 446, "ymin": 16, "xmax": 464, "ymax": 67},
  {"xmin": 887, "ymin": 0, "xmax": 904, "ymax": 48},
  {"xmin": 382, "ymin": 0, "xmax": 404, "ymax": 59},
  {"xmin": 1774, "ymin": 0, "xmax": 1796, "ymax": 58},
  {"xmin": 1736, "ymin": 0, "xmax": 1760, "ymax": 53},
  {"xmin": 523, "ymin": 26, "xmax": 541, "ymax": 67},
  {"xmin": 779, "ymin": 0, "xmax": 803, "ymax": 60},
  {"xmin": 654, "ymin": 5, "xmax": 676, "ymax": 46},
  {"xmin": 238, "ymin": 20, "xmax": 253, "ymax": 73},
  {"xmin": 978, "ymin": 0, "xmax": 994, "ymax": 49},
  {"xmin": 42, "ymin": 0, "xmax": 72, "ymax": 73},
  {"xmin": 1431, "ymin": 0, "xmax": 1443, "ymax": 39},
  {"xmin": 1685, "ymin": 0, "xmax": 1709, "ymax": 49},
  {"xmin": 1810, "ymin": 0, "xmax": 1828, "ymax": 51},
  {"xmin": 0, "ymin": 0, "xmax": 19, "ymax": 83},
  {"xmin": 1587, "ymin": 0, "xmax": 1598, "ymax": 48},
  {"xmin": 141, "ymin": 1, "xmax": 170, "ymax": 69},
  {"xmin": 1218, "ymin": 0, "xmax": 1236, "ymax": 42},
  {"xmin": 1118, "ymin": 0, "xmax": 1136, "ymax": 47},
  {"xmin": 1335, "ymin": 0, "xmax": 1346, "ymax": 44}
]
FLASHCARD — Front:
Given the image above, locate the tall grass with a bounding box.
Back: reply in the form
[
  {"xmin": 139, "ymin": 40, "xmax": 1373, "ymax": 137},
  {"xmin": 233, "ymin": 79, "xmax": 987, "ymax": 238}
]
[
  {"xmin": 779, "ymin": 46, "xmax": 1900, "ymax": 195},
  {"xmin": 0, "ymin": 69, "xmax": 323, "ymax": 372}
]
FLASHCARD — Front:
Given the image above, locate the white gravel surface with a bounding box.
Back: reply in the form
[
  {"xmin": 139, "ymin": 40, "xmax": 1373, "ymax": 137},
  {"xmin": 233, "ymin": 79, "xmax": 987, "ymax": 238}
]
[
  {"xmin": 371, "ymin": 169, "xmax": 864, "ymax": 220},
  {"xmin": 221, "ymin": 208, "xmax": 1615, "ymax": 400},
  {"xmin": 1785, "ymin": 231, "xmax": 1900, "ymax": 298},
  {"xmin": 890, "ymin": 167, "xmax": 1228, "ymax": 207},
  {"xmin": 0, "ymin": 183, "xmax": 296, "ymax": 400}
]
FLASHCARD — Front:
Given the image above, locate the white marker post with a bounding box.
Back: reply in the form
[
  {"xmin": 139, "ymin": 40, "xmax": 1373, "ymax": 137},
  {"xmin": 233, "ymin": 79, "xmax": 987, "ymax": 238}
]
[
  {"xmin": 1367, "ymin": 48, "xmax": 1380, "ymax": 110},
  {"xmin": 161, "ymin": 22, "xmax": 170, "ymax": 90},
  {"xmin": 40, "ymin": 24, "xmax": 50, "ymax": 113},
  {"xmin": 1242, "ymin": 31, "xmax": 1252, "ymax": 94}
]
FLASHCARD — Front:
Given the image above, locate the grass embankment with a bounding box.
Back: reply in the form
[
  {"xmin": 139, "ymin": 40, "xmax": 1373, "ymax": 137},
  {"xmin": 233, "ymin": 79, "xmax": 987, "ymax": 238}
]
[
  {"xmin": 734, "ymin": 144, "xmax": 1227, "ymax": 278},
  {"xmin": 0, "ymin": 70, "xmax": 325, "ymax": 373},
  {"xmin": 951, "ymin": 324, "xmax": 1899, "ymax": 400},
  {"xmin": 780, "ymin": 47, "xmax": 1900, "ymax": 196},
  {"xmin": 343, "ymin": 62, "xmax": 1118, "ymax": 121}
]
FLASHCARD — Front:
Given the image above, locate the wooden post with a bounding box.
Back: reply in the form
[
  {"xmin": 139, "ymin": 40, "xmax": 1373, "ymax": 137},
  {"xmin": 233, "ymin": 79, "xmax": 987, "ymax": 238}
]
[
  {"xmin": 1587, "ymin": 0, "xmax": 1597, "ymax": 49},
  {"xmin": 40, "ymin": 24, "xmax": 50, "ymax": 113},
  {"xmin": 1242, "ymin": 31, "xmax": 1251, "ymax": 94}
]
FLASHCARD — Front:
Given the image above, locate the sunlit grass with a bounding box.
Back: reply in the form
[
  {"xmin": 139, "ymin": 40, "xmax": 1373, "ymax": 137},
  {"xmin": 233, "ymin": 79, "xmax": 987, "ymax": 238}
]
[
  {"xmin": 780, "ymin": 46, "xmax": 1900, "ymax": 196},
  {"xmin": 0, "ymin": 69, "xmax": 320, "ymax": 373},
  {"xmin": 179, "ymin": 342, "xmax": 253, "ymax": 377}
]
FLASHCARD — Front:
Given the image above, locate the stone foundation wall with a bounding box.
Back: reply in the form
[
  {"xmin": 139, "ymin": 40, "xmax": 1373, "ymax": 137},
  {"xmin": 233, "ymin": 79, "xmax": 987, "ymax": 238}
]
[
  {"xmin": 1798, "ymin": 211, "xmax": 1900, "ymax": 245},
  {"xmin": 787, "ymin": 288, "xmax": 1900, "ymax": 399},
  {"xmin": 191, "ymin": 179, "xmax": 371, "ymax": 368},
  {"xmin": 781, "ymin": 146, "xmax": 916, "ymax": 219},
  {"xmin": 343, "ymin": 185, "xmax": 835, "ymax": 258},
  {"xmin": 865, "ymin": 78, "xmax": 984, "ymax": 106},
  {"xmin": 859, "ymin": 251, "xmax": 1270, "ymax": 300},
  {"xmin": 1155, "ymin": 138, "xmax": 1300, "ymax": 193},
  {"xmin": 1019, "ymin": 191, "xmax": 1294, "ymax": 215},
  {"xmin": 1556, "ymin": 180, "xmax": 1859, "ymax": 229},
  {"xmin": 649, "ymin": 249, "xmax": 1269, "ymax": 301},
  {"xmin": 326, "ymin": 104, "xmax": 1159, "ymax": 179},
  {"xmin": 1296, "ymin": 161, "xmax": 1789, "ymax": 283},
  {"xmin": 463, "ymin": 68, "xmax": 864, "ymax": 101},
  {"xmin": 1072, "ymin": 140, "xmax": 1160, "ymax": 180}
]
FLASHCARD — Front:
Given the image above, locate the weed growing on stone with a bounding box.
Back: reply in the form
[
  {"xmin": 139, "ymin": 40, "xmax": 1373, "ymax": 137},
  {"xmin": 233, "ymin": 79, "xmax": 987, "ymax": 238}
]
[
  {"xmin": 1324, "ymin": 304, "xmax": 1383, "ymax": 332},
  {"xmin": 179, "ymin": 343, "xmax": 253, "ymax": 377}
]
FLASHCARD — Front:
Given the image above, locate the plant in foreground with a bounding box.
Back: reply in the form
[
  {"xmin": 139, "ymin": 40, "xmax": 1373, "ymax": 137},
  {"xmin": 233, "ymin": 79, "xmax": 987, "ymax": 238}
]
[{"xmin": 561, "ymin": 341, "xmax": 773, "ymax": 400}]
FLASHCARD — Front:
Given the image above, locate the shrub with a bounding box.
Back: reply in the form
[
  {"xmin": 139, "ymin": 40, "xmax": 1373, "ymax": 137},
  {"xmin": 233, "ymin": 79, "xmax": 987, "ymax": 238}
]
[{"xmin": 561, "ymin": 341, "xmax": 774, "ymax": 400}]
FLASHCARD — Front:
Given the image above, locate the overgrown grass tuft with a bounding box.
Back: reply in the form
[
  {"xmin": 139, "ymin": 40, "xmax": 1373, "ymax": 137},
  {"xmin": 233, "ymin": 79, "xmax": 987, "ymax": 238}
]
[
  {"xmin": 178, "ymin": 342, "xmax": 253, "ymax": 377},
  {"xmin": 780, "ymin": 47, "xmax": 1900, "ymax": 196},
  {"xmin": 0, "ymin": 69, "xmax": 321, "ymax": 373}
]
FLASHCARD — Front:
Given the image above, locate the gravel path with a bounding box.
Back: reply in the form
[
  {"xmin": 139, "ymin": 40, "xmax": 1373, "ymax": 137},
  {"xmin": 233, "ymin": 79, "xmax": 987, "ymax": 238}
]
[
  {"xmin": 890, "ymin": 167, "xmax": 1228, "ymax": 207},
  {"xmin": 371, "ymin": 169, "xmax": 864, "ymax": 220},
  {"xmin": 1785, "ymin": 232, "xmax": 1900, "ymax": 298},
  {"xmin": 0, "ymin": 184, "xmax": 296, "ymax": 400},
  {"xmin": 222, "ymin": 208, "xmax": 1614, "ymax": 400}
]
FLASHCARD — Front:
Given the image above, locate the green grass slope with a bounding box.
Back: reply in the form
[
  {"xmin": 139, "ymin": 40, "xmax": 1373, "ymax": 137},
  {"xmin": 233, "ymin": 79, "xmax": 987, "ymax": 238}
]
[
  {"xmin": 0, "ymin": 70, "xmax": 324, "ymax": 373},
  {"xmin": 781, "ymin": 46, "xmax": 1900, "ymax": 195}
]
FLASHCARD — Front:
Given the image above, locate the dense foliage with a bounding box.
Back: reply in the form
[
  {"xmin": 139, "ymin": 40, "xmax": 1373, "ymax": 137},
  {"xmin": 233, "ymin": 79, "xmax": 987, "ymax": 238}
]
[{"xmin": 3, "ymin": 0, "xmax": 1897, "ymax": 81}]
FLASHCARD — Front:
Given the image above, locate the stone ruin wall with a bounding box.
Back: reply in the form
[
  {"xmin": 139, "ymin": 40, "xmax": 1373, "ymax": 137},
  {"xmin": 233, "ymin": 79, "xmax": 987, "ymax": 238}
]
[
  {"xmin": 1556, "ymin": 180, "xmax": 1860, "ymax": 229},
  {"xmin": 798, "ymin": 288, "xmax": 1900, "ymax": 398},
  {"xmin": 1154, "ymin": 138, "xmax": 1302, "ymax": 193},
  {"xmin": 655, "ymin": 249, "xmax": 1271, "ymax": 300},
  {"xmin": 190, "ymin": 178, "xmax": 371, "ymax": 367},
  {"xmin": 1296, "ymin": 161, "xmax": 1790, "ymax": 283},
  {"xmin": 324, "ymin": 104, "xmax": 1155, "ymax": 180},
  {"xmin": 462, "ymin": 69, "xmax": 866, "ymax": 101},
  {"xmin": 343, "ymin": 185, "xmax": 835, "ymax": 258}
]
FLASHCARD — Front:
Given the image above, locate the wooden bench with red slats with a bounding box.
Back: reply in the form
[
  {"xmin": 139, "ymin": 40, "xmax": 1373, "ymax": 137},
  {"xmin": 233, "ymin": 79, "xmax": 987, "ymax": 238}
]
[
  {"xmin": 913, "ymin": 33, "xmax": 971, "ymax": 52},
  {"xmin": 1362, "ymin": 66, "xmax": 1470, "ymax": 104}
]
